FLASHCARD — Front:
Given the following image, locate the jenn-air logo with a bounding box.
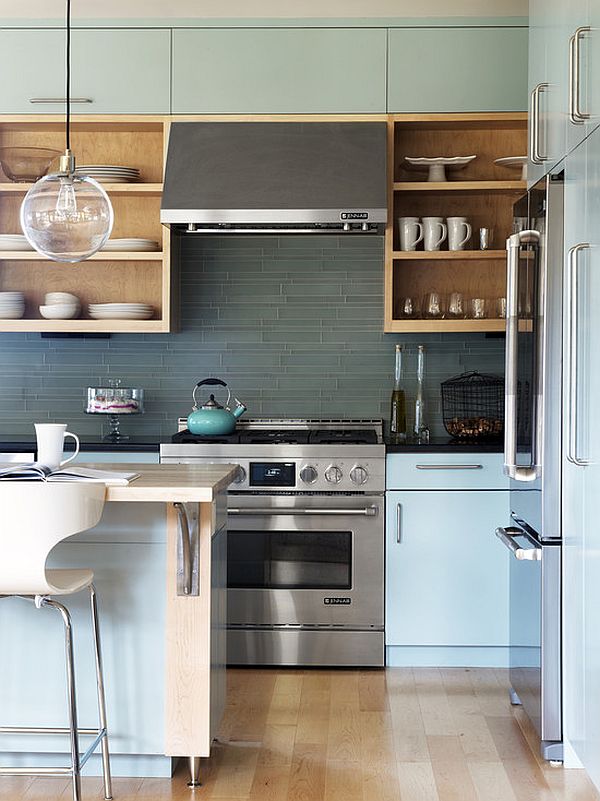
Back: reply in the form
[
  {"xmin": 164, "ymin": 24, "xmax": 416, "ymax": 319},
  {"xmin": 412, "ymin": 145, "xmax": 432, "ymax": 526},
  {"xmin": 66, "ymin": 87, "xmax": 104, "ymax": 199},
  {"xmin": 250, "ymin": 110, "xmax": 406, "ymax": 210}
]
[
  {"xmin": 340, "ymin": 212, "xmax": 368, "ymax": 220},
  {"xmin": 324, "ymin": 597, "xmax": 351, "ymax": 605}
]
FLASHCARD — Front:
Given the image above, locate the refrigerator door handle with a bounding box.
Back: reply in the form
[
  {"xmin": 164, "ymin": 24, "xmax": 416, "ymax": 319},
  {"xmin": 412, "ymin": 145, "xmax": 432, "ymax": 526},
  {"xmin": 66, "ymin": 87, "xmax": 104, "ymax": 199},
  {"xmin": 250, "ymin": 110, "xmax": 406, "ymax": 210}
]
[
  {"xmin": 567, "ymin": 243, "xmax": 591, "ymax": 466},
  {"xmin": 495, "ymin": 526, "xmax": 542, "ymax": 561},
  {"xmin": 505, "ymin": 230, "xmax": 540, "ymax": 482}
]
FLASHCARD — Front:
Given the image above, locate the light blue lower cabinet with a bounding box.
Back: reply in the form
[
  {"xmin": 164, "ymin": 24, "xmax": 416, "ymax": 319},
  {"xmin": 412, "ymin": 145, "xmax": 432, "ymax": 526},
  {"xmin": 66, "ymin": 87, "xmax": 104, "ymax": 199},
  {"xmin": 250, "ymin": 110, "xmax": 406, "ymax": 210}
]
[
  {"xmin": 74, "ymin": 450, "xmax": 159, "ymax": 465},
  {"xmin": 0, "ymin": 517, "xmax": 172, "ymax": 778},
  {"xmin": 385, "ymin": 489, "xmax": 511, "ymax": 667}
]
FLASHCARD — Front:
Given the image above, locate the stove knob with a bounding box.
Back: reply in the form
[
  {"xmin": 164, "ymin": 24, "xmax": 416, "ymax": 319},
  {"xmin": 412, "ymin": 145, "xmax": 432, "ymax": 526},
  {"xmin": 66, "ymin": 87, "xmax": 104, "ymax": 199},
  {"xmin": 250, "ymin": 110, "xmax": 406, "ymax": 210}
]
[
  {"xmin": 233, "ymin": 466, "xmax": 247, "ymax": 484},
  {"xmin": 350, "ymin": 465, "xmax": 369, "ymax": 486},
  {"xmin": 325, "ymin": 464, "xmax": 343, "ymax": 484},
  {"xmin": 300, "ymin": 465, "xmax": 318, "ymax": 485}
]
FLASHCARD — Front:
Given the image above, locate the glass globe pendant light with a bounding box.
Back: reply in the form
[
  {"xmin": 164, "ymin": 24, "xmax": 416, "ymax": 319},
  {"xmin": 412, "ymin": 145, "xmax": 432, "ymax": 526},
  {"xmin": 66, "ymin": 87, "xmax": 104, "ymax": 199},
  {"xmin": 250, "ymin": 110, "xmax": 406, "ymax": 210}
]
[{"xmin": 20, "ymin": 0, "xmax": 113, "ymax": 263}]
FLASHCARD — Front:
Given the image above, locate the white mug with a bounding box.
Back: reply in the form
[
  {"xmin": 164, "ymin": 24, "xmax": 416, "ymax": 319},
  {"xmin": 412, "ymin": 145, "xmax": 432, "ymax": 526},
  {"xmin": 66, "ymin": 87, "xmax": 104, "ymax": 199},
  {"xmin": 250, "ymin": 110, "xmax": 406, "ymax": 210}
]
[
  {"xmin": 397, "ymin": 216, "xmax": 423, "ymax": 251},
  {"xmin": 35, "ymin": 423, "xmax": 80, "ymax": 470},
  {"xmin": 422, "ymin": 217, "xmax": 447, "ymax": 251},
  {"xmin": 447, "ymin": 217, "xmax": 472, "ymax": 251}
]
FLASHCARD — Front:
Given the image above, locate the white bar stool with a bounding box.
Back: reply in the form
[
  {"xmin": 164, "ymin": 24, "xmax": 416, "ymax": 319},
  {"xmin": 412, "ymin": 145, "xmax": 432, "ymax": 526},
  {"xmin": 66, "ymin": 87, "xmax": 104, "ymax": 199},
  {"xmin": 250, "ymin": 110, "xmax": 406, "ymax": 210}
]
[{"xmin": 0, "ymin": 483, "xmax": 112, "ymax": 801}]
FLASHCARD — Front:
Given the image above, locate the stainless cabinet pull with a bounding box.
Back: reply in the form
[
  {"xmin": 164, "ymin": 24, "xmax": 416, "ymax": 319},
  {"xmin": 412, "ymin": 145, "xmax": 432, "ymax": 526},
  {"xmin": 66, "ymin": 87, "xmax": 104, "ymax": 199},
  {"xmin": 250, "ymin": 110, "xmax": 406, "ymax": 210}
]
[
  {"xmin": 173, "ymin": 502, "xmax": 199, "ymax": 596},
  {"xmin": 228, "ymin": 506, "xmax": 378, "ymax": 517},
  {"xmin": 567, "ymin": 243, "xmax": 590, "ymax": 466},
  {"xmin": 569, "ymin": 26, "xmax": 591, "ymax": 123},
  {"xmin": 29, "ymin": 97, "xmax": 93, "ymax": 104},
  {"xmin": 415, "ymin": 464, "xmax": 482, "ymax": 470},
  {"xmin": 495, "ymin": 527, "xmax": 542, "ymax": 561},
  {"xmin": 396, "ymin": 503, "xmax": 402, "ymax": 543},
  {"xmin": 504, "ymin": 230, "xmax": 539, "ymax": 482},
  {"xmin": 530, "ymin": 82, "xmax": 549, "ymax": 164}
]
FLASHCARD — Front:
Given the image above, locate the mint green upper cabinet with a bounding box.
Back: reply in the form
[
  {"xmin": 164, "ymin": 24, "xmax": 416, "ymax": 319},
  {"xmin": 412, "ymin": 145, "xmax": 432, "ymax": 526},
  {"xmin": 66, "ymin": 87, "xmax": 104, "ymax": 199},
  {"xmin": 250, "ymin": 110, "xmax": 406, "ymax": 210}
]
[
  {"xmin": 0, "ymin": 29, "xmax": 170, "ymax": 114},
  {"xmin": 388, "ymin": 27, "xmax": 528, "ymax": 112},
  {"xmin": 172, "ymin": 28, "xmax": 386, "ymax": 114}
]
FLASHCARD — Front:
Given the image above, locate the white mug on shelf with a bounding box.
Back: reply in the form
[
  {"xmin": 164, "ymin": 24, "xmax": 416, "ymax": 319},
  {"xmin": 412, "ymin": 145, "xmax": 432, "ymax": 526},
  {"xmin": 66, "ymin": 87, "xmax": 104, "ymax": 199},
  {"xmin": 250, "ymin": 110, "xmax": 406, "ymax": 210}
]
[
  {"xmin": 397, "ymin": 216, "xmax": 424, "ymax": 251},
  {"xmin": 422, "ymin": 217, "xmax": 447, "ymax": 251},
  {"xmin": 447, "ymin": 217, "xmax": 472, "ymax": 251},
  {"xmin": 34, "ymin": 423, "xmax": 80, "ymax": 470}
]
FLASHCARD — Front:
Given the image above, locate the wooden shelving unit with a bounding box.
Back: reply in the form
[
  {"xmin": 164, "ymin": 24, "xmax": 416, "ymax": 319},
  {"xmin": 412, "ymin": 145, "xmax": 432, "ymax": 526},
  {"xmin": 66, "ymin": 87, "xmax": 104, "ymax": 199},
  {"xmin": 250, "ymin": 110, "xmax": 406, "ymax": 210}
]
[
  {"xmin": 385, "ymin": 112, "xmax": 528, "ymax": 333},
  {"xmin": 0, "ymin": 115, "xmax": 175, "ymax": 333}
]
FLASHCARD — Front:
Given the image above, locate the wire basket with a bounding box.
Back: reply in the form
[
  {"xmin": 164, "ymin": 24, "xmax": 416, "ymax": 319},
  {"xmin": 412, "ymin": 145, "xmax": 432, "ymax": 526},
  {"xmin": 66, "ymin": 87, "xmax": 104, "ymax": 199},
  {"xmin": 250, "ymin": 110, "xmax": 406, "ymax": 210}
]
[{"xmin": 441, "ymin": 371, "xmax": 504, "ymax": 440}]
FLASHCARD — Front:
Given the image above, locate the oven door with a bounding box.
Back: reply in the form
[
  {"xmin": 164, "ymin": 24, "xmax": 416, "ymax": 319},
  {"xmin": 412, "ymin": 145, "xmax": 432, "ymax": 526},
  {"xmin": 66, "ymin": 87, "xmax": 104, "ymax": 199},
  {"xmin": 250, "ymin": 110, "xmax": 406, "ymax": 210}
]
[{"xmin": 226, "ymin": 493, "xmax": 384, "ymax": 629}]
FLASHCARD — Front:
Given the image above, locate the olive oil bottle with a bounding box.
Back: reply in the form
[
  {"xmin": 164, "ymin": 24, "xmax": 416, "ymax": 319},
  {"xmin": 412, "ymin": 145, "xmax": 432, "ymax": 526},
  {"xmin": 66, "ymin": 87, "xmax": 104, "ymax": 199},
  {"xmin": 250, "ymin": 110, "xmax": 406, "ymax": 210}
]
[{"xmin": 390, "ymin": 344, "xmax": 407, "ymax": 441}]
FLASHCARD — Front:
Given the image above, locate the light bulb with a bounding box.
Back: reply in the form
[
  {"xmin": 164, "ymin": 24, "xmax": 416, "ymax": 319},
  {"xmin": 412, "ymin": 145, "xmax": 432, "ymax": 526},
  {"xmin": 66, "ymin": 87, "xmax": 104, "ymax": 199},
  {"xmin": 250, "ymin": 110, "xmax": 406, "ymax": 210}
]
[{"xmin": 20, "ymin": 172, "xmax": 114, "ymax": 263}]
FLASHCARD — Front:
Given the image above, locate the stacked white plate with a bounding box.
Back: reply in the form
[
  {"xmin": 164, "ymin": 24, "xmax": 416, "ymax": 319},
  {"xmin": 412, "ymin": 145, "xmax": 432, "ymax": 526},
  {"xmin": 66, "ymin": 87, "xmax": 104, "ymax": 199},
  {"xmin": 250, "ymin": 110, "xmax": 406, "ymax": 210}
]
[
  {"xmin": 88, "ymin": 303, "xmax": 154, "ymax": 320},
  {"xmin": 74, "ymin": 165, "xmax": 141, "ymax": 183},
  {"xmin": 0, "ymin": 291, "xmax": 25, "ymax": 319},
  {"xmin": 0, "ymin": 234, "xmax": 33, "ymax": 252},
  {"xmin": 100, "ymin": 238, "xmax": 160, "ymax": 252}
]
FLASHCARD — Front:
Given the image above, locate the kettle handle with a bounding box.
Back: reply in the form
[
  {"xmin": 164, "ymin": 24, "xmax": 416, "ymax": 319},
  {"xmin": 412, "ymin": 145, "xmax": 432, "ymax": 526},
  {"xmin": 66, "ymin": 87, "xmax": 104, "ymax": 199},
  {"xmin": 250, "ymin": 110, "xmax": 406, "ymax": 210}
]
[{"xmin": 192, "ymin": 378, "xmax": 231, "ymax": 411}]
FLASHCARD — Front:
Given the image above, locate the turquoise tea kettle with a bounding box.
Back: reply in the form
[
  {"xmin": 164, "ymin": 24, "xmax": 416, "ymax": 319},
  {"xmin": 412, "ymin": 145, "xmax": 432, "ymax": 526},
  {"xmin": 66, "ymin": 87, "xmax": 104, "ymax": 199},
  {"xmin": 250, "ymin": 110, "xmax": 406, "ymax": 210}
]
[{"xmin": 187, "ymin": 378, "xmax": 247, "ymax": 436}]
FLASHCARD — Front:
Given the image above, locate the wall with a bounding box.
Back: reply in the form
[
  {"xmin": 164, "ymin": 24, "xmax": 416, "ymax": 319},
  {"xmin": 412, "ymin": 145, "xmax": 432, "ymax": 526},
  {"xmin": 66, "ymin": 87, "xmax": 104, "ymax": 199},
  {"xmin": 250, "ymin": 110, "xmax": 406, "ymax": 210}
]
[
  {"xmin": 0, "ymin": 235, "xmax": 504, "ymax": 439},
  {"xmin": 0, "ymin": 0, "xmax": 528, "ymax": 21}
]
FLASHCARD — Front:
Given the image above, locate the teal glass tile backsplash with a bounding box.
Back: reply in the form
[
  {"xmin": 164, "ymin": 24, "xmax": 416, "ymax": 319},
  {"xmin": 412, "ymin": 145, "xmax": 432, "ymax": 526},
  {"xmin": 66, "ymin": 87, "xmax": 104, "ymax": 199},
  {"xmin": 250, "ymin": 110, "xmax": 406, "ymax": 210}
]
[{"xmin": 0, "ymin": 235, "xmax": 505, "ymax": 438}]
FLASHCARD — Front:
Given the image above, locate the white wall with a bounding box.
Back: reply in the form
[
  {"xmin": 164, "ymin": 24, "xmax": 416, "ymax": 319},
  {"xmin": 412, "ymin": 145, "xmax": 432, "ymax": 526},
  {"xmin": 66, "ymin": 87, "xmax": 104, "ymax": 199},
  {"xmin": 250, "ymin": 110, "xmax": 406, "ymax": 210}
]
[{"xmin": 0, "ymin": 0, "xmax": 528, "ymax": 18}]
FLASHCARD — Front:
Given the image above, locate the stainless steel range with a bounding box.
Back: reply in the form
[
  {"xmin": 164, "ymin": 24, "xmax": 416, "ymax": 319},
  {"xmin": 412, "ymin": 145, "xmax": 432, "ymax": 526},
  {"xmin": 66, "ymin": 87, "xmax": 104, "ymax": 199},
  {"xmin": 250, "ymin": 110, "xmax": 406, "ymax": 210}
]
[{"xmin": 160, "ymin": 418, "xmax": 385, "ymax": 667}]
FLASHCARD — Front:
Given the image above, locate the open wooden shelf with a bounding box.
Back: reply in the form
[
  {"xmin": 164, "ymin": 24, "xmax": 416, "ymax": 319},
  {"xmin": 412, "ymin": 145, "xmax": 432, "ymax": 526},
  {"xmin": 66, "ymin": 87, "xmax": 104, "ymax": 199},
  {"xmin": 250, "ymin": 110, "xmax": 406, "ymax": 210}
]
[
  {"xmin": 393, "ymin": 180, "xmax": 525, "ymax": 192},
  {"xmin": 0, "ymin": 318, "xmax": 167, "ymax": 333},
  {"xmin": 0, "ymin": 182, "xmax": 163, "ymax": 195},
  {"xmin": 0, "ymin": 251, "xmax": 163, "ymax": 261},
  {"xmin": 0, "ymin": 114, "xmax": 175, "ymax": 333},
  {"xmin": 392, "ymin": 250, "xmax": 506, "ymax": 260},
  {"xmin": 385, "ymin": 112, "xmax": 527, "ymax": 333},
  {"xmin": 385, "ymin": 318, "xmax": 506, "ymax": 333}
]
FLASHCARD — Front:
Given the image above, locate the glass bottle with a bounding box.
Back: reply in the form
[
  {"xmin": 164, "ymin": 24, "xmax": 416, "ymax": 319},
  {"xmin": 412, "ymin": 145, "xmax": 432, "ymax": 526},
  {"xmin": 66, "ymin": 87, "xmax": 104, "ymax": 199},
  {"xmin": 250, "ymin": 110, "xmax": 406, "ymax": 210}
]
[
  {"xmin": 414, "ymin": 344, "xmax": 430, "ymax": 444},
  {"xmin": 390, "ymin": 344, "xmax": 407, "ymax": 442}
]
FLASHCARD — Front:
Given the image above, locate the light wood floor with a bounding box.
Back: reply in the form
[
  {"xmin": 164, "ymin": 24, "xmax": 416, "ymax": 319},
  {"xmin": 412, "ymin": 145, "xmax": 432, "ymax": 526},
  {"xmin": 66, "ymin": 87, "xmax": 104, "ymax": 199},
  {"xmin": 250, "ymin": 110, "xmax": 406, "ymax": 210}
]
[{"xmin": 1, "ymin": 667, "xmax": 599, "ymax": 801}]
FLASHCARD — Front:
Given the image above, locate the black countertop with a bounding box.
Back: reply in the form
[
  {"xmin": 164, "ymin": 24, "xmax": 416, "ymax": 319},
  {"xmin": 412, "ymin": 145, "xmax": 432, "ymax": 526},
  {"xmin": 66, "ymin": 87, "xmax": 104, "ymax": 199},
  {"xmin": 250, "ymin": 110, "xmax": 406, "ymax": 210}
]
[
  {"xmin": 384, "ymin": 436, "xmax": 503, "ymax": 453},
  {"xmin": 0, "ymin": 434, "xmax": 503, "ymax": 455},
  {"xmin": 0, "ymin": 436, "xmax": 161, "ymax": 454}
]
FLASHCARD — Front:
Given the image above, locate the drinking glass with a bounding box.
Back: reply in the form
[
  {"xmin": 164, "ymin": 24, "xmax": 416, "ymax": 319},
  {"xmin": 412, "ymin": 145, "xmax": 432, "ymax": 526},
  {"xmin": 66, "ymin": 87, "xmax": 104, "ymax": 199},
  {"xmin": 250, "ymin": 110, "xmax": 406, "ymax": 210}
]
[
  {"xmin": 496, "ymin": 297, "xmax": 507, "ymax": 318},
  {"xmin": 470, "ymin": 297, "xmax": 487, "ymax": 319},
  {"xmin": 397, "ymin": 296, "xmax": 417, "ymax": 318},
  {"xmin": 423, "ymin": 291, "xmax": 444, "ymax": 318},
  {"xmin": 447, "ymin": 292, "xmax": 465, "ymax": 318}
]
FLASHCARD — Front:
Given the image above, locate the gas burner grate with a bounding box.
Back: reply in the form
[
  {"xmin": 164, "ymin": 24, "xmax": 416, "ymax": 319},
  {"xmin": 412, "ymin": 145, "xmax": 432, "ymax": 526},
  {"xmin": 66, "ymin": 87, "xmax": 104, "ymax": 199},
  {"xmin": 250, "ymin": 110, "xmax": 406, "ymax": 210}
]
[
  {"xmin": 239, "ymin": 431, "xmax": 310, "ymax": 445},
  {"xmin": 171, "ymin": 429, "xmax": 241, "ymax": 444},
  {"xmin": 308, "ymin": 430, "xmax": 378, "ymax": 445}
]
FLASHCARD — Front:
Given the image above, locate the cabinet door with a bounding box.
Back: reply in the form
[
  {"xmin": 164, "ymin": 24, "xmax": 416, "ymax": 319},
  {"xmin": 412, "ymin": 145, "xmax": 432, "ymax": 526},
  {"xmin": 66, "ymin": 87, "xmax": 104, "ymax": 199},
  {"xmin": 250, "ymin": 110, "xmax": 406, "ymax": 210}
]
[
  {"xmin": 0, "ymin": 542, "xmax": 165, "ymax": 756},
  {"xmin": 0, "ymin": 29, "xmax": 170, "ymax": 114},
  {"xmin": 387, "ymin": 27, "xmax": 528, "ymax": 113},
  {"xmin": 172, "ymin": 28, "xmax": 386, "ymax": 113},
  {"xmin": 563, "ymin": 131, "xmax": 600, "ymax": 781},
  {"xmin": 385, "ymin": 490, "xmax": 510, "ymax": 647}
]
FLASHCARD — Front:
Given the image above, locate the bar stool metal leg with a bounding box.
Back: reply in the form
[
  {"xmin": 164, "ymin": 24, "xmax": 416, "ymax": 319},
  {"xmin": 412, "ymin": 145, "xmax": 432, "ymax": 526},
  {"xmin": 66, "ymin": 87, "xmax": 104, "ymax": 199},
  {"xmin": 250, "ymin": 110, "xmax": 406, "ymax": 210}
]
[
  {"xmin": 43, "ymin": 598, "xmax": 82, "ymax": 801},
  {"xmin": 89, "ymin": 584, "xmax": 113, "ymax": 801}
]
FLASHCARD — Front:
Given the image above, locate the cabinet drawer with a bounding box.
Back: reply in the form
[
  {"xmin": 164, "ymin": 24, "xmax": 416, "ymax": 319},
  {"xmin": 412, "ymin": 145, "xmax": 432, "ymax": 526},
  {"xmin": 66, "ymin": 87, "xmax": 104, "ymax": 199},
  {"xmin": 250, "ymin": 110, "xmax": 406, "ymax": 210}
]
[{"xmin": 386, "ymin": 452, "xmax": 508, "ymax": 490}]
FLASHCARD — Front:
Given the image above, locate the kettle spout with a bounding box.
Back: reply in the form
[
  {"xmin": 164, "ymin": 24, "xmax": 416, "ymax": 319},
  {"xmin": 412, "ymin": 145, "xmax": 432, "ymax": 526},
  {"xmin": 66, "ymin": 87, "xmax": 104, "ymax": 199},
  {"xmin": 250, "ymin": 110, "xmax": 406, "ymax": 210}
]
[{"xmin": 232, "ymin": 400, "xmax": 247, "ymax": 419}]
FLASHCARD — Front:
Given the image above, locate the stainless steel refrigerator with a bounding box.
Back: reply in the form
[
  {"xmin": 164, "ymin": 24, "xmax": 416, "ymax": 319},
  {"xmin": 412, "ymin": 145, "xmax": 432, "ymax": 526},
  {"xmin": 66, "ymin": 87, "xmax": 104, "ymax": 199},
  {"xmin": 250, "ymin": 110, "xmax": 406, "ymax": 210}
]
[{"xmin": 495, "ymin": 171, "xmax": 563, "ymax": 762}]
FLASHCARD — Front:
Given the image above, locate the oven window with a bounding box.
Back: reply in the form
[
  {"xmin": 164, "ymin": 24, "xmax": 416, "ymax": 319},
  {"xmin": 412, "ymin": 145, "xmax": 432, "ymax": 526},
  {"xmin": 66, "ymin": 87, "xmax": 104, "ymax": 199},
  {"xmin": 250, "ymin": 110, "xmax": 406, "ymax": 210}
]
[{"xmin": 227, "ymin": 531, "xmax": 352, "ymax": 590}]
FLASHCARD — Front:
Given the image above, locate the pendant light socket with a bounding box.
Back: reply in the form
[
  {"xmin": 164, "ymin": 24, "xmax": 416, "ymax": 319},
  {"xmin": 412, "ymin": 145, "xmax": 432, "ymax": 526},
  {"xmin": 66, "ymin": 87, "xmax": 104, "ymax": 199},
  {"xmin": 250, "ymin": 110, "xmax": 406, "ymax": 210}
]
[{"xmin": 58, "ymin": 149, "xmax": 75, "ymax": 175}]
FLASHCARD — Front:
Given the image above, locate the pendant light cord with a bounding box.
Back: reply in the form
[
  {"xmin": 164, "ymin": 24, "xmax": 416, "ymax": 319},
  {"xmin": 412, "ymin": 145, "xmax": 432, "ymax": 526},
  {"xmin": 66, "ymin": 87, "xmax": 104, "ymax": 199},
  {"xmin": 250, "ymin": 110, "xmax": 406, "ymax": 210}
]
[{"xmin": 65, "ymin": 0, "xmax": 71, "ymax": 152}]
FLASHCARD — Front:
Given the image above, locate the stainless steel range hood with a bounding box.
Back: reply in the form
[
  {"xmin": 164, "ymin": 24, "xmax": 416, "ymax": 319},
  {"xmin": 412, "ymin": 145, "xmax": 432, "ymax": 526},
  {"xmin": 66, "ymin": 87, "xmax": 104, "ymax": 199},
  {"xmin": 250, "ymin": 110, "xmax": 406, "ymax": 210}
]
[{"xmin": 160, "ymin": 122, "xmax": 387, "ymax": 234}]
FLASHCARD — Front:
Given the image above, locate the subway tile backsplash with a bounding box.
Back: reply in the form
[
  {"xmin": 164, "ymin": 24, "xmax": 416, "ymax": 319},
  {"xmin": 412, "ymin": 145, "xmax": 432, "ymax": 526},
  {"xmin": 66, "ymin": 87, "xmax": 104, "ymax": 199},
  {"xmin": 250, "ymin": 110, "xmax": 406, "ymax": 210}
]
[{"xmin": 0, "ymin": 235, "xmax": 505, "ymax": 438}]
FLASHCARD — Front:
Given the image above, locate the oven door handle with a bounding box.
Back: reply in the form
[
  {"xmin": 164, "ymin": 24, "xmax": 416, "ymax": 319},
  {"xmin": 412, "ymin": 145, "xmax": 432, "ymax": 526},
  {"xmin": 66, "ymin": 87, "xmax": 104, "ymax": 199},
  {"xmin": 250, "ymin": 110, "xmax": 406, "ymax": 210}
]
[
  {"xmin": 495, "ymin": 526, "xmax": 542, "ymax": 561},
  {"xmin": 228, "ymin": 506, "xmax": 379, "ymax": 517}
]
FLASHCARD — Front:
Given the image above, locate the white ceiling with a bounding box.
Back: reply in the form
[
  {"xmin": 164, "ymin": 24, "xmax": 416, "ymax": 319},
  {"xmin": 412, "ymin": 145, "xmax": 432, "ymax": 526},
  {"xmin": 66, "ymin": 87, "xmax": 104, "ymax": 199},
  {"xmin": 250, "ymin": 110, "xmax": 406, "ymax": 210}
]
[{"xmin": 0, "ymin": 0, "xmax": 528, "ymax": 18}]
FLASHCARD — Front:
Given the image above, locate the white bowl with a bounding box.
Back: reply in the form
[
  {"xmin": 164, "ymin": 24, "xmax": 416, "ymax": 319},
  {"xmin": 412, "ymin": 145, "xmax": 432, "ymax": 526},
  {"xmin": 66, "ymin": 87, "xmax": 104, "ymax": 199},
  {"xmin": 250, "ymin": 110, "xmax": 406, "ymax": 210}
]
[
  {"xmin": 39, "ymin": 303, "xmax": 80, "ymax": 320},
  {"xmin": 44, "ymin": 292, "xmax": 80, "ymax": 306}
]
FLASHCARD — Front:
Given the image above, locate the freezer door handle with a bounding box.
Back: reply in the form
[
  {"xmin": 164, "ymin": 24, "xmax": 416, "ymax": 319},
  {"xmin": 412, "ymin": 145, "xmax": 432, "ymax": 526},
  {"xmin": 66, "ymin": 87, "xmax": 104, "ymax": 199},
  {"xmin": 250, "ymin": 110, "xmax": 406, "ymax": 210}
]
[
  {"xmin": 504, "ymin": 230, "xmax": 540, "ymax": 482},
  {"xmin": 495, "ymin": 526, "xmax": 542, "ymax": 561}
]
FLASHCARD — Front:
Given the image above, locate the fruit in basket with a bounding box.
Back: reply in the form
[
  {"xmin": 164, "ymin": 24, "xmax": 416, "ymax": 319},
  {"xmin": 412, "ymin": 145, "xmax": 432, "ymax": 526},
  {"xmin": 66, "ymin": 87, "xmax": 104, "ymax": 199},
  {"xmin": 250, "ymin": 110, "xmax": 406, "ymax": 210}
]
[{"xmin": 446, "ymin": 416, "xmax": 503, "ymax": 438}]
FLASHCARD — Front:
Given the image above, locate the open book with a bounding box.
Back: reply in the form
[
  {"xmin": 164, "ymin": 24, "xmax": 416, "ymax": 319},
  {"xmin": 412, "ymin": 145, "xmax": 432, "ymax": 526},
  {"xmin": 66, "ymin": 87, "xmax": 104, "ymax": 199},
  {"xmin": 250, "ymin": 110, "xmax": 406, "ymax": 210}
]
[{"xmin": 0, "ymin": 463, "xmax": 140, "ymax": 486}]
